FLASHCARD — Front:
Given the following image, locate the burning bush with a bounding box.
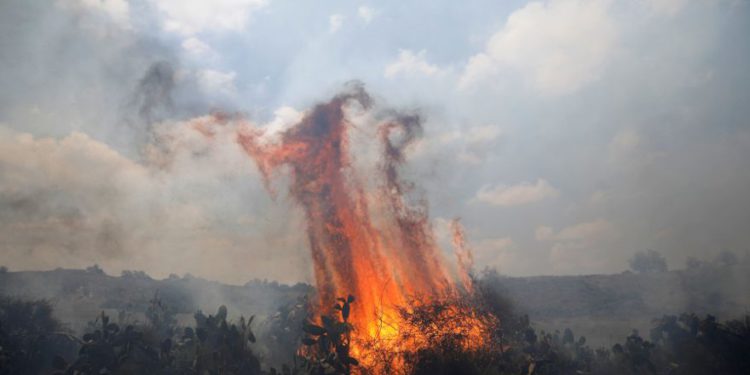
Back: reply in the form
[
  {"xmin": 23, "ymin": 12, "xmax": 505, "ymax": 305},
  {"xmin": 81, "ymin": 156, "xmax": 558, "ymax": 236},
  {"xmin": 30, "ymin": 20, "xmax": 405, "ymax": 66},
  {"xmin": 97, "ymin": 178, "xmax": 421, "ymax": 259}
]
[{"xmin": 360, "ymin": 295, "xmax": 500, "ymax": 375}]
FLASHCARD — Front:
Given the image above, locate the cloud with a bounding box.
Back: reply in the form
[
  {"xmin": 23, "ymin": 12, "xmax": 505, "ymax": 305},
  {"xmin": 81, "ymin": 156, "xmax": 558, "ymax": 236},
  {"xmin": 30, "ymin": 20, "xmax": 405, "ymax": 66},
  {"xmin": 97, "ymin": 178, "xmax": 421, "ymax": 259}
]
[
  {"xmin": 473, "ymin": 237, "xmax": 517, "ymax": 270},
  {"xmin": 357, "ymin": 6, "xmax": 377, "ymax": 24},
  {"xmin": 537, "ymin": 219, "xmax": 620, "ymax": 273},
  {"xmin": 551, "ymin": 219, "xmax": 618, "ymax": 242},
  {"xmin": 535, "ymin": 226, "xmax": 555, "ymax": 241},
  {"xmin": 196, "ymin": 69, "xmax": 238, "ymax": 97},
  {"xmin": 610, "ymin": 128, "xmax": 640, "ymax": 152},
  {"xmin": 474, "ymin": 179, "xmax": 559, "ymax": 206},
  {"xmin": 464, "ymin": 125, "xmax": 502, "ymax": 144},
  {"xmin": 151, "ymin": 0, "xmax": 267, "ymax": 35},
  {"xmin": 410, "ymin": 125, "xmax": 502, "ymax": 165},
  {"xmin": 329, "ymin": 14, "xmax": 345, "ymax": 33},
  {"xmin": 456, "ymin": 125, "xmax": 503, "ymax": 164},
  {"xmin": 607, "ymin": 128, "xmax": 644, "ymax": 160},
  {"xmin": 385, "ymin": 50, "xmax": 443, "ymax": 79},
  {"xmin": 641, "ymin": 0, "xmax": 687, "ymax": 16},
  {"xmin": 261, "ymin": 106, "xmax": 303, "ymax": 135},
  {"xmin": 588, "ymin": 190, "xmax": 609, "ymax": 206},
  {"xmin": 181, "ymin": 37, "xmax": 218, "ymax": 60},
  {"xmin": 78, "ymin": 0, "xmax": 131, "ymax": 29},
  {"xmin": 459, "ymin": 0, "xmax": 616, "ymax": 95}
]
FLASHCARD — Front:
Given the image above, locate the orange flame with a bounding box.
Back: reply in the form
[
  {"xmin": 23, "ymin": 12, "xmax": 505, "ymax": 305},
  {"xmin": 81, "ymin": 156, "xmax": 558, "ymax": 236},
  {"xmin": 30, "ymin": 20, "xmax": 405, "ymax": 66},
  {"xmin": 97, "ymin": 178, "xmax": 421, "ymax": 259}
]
[
  {"xmin": 451, "ymin": 219, "xmax": 475, "ymax": 294},
  {"xmin": 235, "ymin": 86, "xmax": 493, "ymax": 371}
]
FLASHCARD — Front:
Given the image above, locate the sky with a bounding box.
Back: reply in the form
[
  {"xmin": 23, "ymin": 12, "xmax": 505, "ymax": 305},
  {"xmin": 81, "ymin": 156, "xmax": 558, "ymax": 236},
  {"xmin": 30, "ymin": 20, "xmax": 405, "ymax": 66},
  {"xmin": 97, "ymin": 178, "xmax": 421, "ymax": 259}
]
[{"xmin": 0, "ymin": 0, "xmax": 749, "ymax": 285}]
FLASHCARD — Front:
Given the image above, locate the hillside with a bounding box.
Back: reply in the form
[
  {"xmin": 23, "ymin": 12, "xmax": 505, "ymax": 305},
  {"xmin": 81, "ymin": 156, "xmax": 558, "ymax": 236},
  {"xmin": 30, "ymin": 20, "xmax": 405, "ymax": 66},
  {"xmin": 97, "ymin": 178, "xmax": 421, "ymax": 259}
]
[
  {"xmin": 484, "ymin": 263, "xmax": 750, "ymax": 345},
  {"xmin": 1, "ymin": 263, "xmax": 747, "ymax": 346},
  {"xmin": 0, "ymin": 267, "xmax": 311, "ymax": 333}
]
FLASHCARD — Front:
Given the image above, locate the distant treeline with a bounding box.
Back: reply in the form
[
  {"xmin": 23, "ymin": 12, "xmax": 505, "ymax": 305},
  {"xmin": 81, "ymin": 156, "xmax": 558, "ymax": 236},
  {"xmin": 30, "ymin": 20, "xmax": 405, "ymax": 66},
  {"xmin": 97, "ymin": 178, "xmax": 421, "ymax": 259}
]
[
  {"xmin": 1, "ymin": 254, "xmax": 747, "ymax": 334},
  {"xmin": 1, "ymin": 273, "xmax": 749, "ymax": 375}
]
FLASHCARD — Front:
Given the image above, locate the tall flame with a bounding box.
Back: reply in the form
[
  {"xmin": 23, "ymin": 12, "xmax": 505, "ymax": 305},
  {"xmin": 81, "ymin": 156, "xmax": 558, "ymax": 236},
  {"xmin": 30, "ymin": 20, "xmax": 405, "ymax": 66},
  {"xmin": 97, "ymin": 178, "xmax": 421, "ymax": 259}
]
[
  {"xmin": 451, "ymin": 219, "xmax": 475, "ymax": 294},
  {"xmin": 235, "ymin": 86, "xmax": 491, "ymax": 369}
]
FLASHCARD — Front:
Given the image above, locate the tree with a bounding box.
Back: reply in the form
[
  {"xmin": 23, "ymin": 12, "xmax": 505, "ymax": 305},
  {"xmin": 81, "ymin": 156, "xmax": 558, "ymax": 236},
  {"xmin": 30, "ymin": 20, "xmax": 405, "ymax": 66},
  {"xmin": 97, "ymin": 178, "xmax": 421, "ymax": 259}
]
[
  {"xmin": 685, "ymin": 256, "xmax": 704, "ymax": 270},
  {"xmin": 715, "ymin": 250, "xmax": 738, "ymax": 267},
  {"xmin": 85, "ymin": 264, "xmax": 105, "ymax": 275},
  {"xmin": 629, "ymin": 250, "xmax": 667, "ymax": 273},
  {"xmin": 0, "ymin": 297, "xmax": 69, "ymax": 375}
]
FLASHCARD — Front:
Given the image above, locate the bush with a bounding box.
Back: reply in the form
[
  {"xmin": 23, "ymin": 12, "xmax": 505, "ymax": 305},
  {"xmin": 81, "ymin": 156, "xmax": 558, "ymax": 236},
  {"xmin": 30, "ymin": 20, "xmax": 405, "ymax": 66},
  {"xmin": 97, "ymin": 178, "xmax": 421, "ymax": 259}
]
[
  {"xmin": 629, "ymin": 250, "xmax": 668, "ymax": 273},
  {"xmin": 0, "ymin": 297, "xmax": 74, "ymax": 375},
  {"xmin": 2, "ymin": 285, "xmax": 749, "ymax": 375}
]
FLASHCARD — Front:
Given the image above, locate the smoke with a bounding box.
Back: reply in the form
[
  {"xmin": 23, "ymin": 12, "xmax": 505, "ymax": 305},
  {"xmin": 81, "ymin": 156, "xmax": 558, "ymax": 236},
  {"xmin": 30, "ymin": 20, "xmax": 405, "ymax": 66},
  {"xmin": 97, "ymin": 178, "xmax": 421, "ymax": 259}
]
[
  {"xmin": 126, "ymin": 61, "xmax": 176, "ymax": 143},
  {"xmin": 0, "ymin": 0, "xmax": 309, "ymax": 285}
]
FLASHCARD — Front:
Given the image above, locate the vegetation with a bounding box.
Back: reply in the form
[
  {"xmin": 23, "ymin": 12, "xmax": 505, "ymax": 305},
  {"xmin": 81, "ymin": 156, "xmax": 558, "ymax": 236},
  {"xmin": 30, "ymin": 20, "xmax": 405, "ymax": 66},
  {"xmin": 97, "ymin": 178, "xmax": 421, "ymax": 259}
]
[
  {"xmin": 298, "ymin": 295, "xmax": 358, "ymax": 374},
  {"xmin": 0, "ymin": 297, "xmax": 75, "ymax": 375},
  {"xmin": 48, "ymin": 304, "xmax": 262, "ymax": 374},
  {"xmin": 1, "ymin": 265, "xmax": 749, "ymax": 374},
  {"xmin": 629, "ymin": 250, "xmax": 668, "ymax": 273}
]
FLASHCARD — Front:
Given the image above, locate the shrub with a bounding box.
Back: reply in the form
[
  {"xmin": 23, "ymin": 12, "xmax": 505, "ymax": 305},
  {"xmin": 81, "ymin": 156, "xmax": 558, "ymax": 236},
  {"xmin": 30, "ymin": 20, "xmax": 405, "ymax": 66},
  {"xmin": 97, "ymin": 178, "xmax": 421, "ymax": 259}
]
[{"xmin": 629, "ymin": 250, "xmax": 668, "ymax": 273}]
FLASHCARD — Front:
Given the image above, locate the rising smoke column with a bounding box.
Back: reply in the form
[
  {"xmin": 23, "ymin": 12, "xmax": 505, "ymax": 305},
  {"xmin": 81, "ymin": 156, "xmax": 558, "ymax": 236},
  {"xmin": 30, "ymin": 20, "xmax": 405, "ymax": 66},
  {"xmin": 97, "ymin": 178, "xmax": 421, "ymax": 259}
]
[{"xmin": 236, "ymin": 85, "xmax": 456, "ymax": 337}]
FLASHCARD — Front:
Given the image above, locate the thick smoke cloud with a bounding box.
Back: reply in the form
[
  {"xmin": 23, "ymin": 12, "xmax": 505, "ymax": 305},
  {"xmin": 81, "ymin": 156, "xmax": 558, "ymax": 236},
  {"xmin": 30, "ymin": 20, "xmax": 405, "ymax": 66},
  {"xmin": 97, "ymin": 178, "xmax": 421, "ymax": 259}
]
[
  {"xmin": 0, "ymin": 121, "xmax": 313, "ymax": 284},
  {"xmin": 128, "ymin": 61, "xmax": 176, "ymax": 137},
  {"xmin": 0, "ymin": 0, "xmax": 310, "ymax": 284}
]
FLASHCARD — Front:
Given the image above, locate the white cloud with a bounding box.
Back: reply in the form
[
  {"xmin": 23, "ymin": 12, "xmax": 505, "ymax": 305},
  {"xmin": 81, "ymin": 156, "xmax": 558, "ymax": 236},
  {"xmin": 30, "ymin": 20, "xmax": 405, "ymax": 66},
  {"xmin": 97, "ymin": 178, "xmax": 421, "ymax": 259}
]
[
  {"xmin": 535, "ymin": 225, "xmax": 555, "ymax": 241},
  {"xmin": 474, "ymin": 236, "xmax": 517, "ymax": 269},
  {"xmin": 79, "ymin": 0, "xmax": 131, "ymax": 29},
  {"xmin": 608, "ymin": 128, "xmax": 665, "ymax": 171},
  {"xmin": 609, "ymin": 128, "xmax": 641, "ymax": 160},
  {"xmin": 475, "ymin": 179, "xmax": 559, "ymax": 206},
  {"xmin": 385, "ymin": 50, "xmax": 443, "ymax": 79},
  {"xmin": 410, "ymin": 125, "xmax": 502, "ymax": 163},
  {"xmin": 329, "ymin": 14, "xmax": 345, "ymax": 33},
  {"xmin": 459, "ymin": 54, "xmax": 494, "ymax": 88},
  {"xmin": 0, "ymin": 128, "xmax": 147, "ymax": 196},
  {"xmin": 456, "ymin": 126, "xmax": 503, "ymax": 164},
  {"xmin": 611, "ymin": 128, "xmax": 640, "ymax": 151},
  {"xmin": 641, "ymin": 0, "xmax": 687, "ymax": 16},
  {"xmin": 460, "ymin": 0, "xmax": 616, "ymax": 95},
  {"xmin": 196, "ymin": 69, "xmax": 238, "ymax": 97},
  {"xmin": 181, "ymin": 37, "xmax": 218, "ymax": 60},
  {"xmin": 358, "ymin": 6, "xmax": 377, "ymax": 24},
  {"xmin": 537, "ymin": 219, "xmax": 620, "ymax": 273},
  {"xmin": 457, "ymin": 152, "xmax": 483, "ymax": 165},
  {"xmin": 553, "ymin": 219, "xmax": 617, "ymax": 242},
  {"xmin": 464, "ymin": 125, "xmax": 502, "ymax": 144},
  {"xmin": 151, "ymin": 0, "xmax": 267, "ymax": 35},
  {"xmin": 588, "ymin": 190, "xmax": 609, "ymax": 206},
  {"xmin": 256, "ymin": 106, "xmax": 303, "ymax": 144}
]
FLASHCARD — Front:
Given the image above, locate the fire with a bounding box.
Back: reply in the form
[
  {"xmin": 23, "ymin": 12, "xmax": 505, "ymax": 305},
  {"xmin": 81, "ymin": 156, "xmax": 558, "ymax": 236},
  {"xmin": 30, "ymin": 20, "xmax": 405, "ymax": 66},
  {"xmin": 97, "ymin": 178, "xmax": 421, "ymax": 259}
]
[
  {"xmin": 235, "ymin": 85, "xmax": 496, "ymax": 372},
  {"xmin": 451, "ymin": 219, "xmax": 475, "ymax": 294}
]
